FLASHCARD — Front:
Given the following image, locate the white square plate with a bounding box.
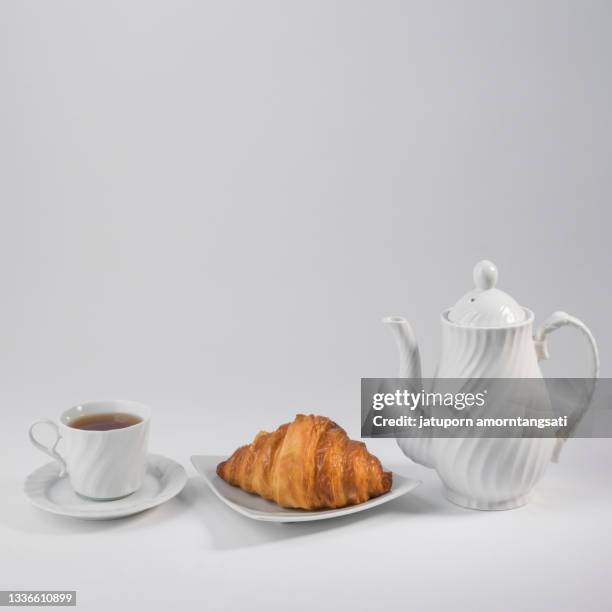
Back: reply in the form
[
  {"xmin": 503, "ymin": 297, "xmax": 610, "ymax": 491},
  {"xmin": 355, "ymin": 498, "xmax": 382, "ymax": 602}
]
[{"xmin": 191, "ymin": 455, "xmax": 421, "ymax": 523}]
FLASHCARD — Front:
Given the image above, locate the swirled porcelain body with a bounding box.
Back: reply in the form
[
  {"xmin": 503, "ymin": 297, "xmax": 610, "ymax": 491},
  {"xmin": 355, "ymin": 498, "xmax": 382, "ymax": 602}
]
[
  {"xmin": 428, "ymin": 309, "xmax": 554, "ymax": 510},
  {"xmin": 60, "ymin": 400, "xmax": 150, "ymax": 499}
]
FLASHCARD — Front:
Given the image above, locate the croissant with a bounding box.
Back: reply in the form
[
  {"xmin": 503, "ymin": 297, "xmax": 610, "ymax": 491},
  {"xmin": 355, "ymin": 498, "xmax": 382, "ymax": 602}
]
[{"xmin": 216, "ymin": 414, "xmax": 392, "ymax": 510}]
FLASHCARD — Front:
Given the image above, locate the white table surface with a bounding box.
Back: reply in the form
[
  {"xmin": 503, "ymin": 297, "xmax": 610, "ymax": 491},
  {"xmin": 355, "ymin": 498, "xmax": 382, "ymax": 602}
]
[{"xmin": 3, "ymin": 414, "xmax": 611, "ymax": 612}]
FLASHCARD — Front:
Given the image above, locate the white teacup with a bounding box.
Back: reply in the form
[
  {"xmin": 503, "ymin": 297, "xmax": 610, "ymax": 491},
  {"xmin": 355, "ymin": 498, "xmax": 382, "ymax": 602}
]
[{"xmin": 29, "ymin": 400, "xmax": 150, "ymax": 500}]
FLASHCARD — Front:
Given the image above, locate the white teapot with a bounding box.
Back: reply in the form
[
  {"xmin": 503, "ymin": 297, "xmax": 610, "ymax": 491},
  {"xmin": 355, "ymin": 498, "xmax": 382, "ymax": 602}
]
[{"xmin": 384, "ymin": 260, "xmax": 599, "ymax": 510}]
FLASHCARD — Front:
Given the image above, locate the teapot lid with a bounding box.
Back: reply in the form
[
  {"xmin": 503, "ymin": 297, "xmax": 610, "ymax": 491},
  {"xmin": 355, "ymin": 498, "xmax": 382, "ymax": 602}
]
[{"xmin": 447, "ymin": 260, "xmax": 525, "ymax": 327}]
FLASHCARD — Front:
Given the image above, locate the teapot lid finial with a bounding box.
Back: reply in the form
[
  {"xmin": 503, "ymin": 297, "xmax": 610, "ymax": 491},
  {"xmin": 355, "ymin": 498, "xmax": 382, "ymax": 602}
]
[
  {"xmin": 473, "ymin": 260, "xmax": 498, "ymax": 290},
  {"xmin": 448, "ymin": 260, "xmax": 525, "ymax": 327}
]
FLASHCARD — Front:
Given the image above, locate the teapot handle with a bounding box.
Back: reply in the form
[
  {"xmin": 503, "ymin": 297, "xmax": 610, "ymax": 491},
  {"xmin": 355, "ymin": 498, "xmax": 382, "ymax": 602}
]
[{"xmin": 534, "ymin": 311, "xmax": 599, "ymax": 461}]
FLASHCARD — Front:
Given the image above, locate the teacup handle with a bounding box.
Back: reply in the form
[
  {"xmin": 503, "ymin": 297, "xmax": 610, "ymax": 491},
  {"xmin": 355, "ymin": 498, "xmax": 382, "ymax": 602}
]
[
  {"xmin": 29, "ymin": 420, "xmax": 67, "ymax": 477},
  {"xmin": 534, "ymin": 311, "xmax": 599, "ymax": 461}
]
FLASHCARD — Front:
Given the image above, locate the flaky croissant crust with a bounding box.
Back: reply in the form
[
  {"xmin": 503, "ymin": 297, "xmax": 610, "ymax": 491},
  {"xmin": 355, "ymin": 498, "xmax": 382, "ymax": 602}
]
[{"xmin": 217, "ymin": 414, "xmax": 392, "ymax": 510}]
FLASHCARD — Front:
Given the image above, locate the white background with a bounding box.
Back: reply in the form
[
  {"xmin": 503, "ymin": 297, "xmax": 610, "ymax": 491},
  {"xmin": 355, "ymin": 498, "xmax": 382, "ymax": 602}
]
[{"xmin": 1, "ymin": 2, "xmax": 611, "ymax": 611}]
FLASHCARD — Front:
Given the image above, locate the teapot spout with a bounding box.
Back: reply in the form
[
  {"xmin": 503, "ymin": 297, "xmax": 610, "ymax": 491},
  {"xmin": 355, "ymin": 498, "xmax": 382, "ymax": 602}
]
[
  {"xmin": 383, "ymin": 316, "xmax": 435, "ymax": 469},
  {"xmin": 383, "ymin": 316, "xmax": 422, "ymax": 379}
]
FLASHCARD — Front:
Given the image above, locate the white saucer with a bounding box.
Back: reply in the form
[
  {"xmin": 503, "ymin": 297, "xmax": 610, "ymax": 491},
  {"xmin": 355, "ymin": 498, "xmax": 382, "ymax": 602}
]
[
  {"xmin": 191, "ymin": 455, "xmax": 421, "ymax": 523},
  {"xmin": 24, "ymin": 454, "xmax": 187, "ymax": 520}
]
